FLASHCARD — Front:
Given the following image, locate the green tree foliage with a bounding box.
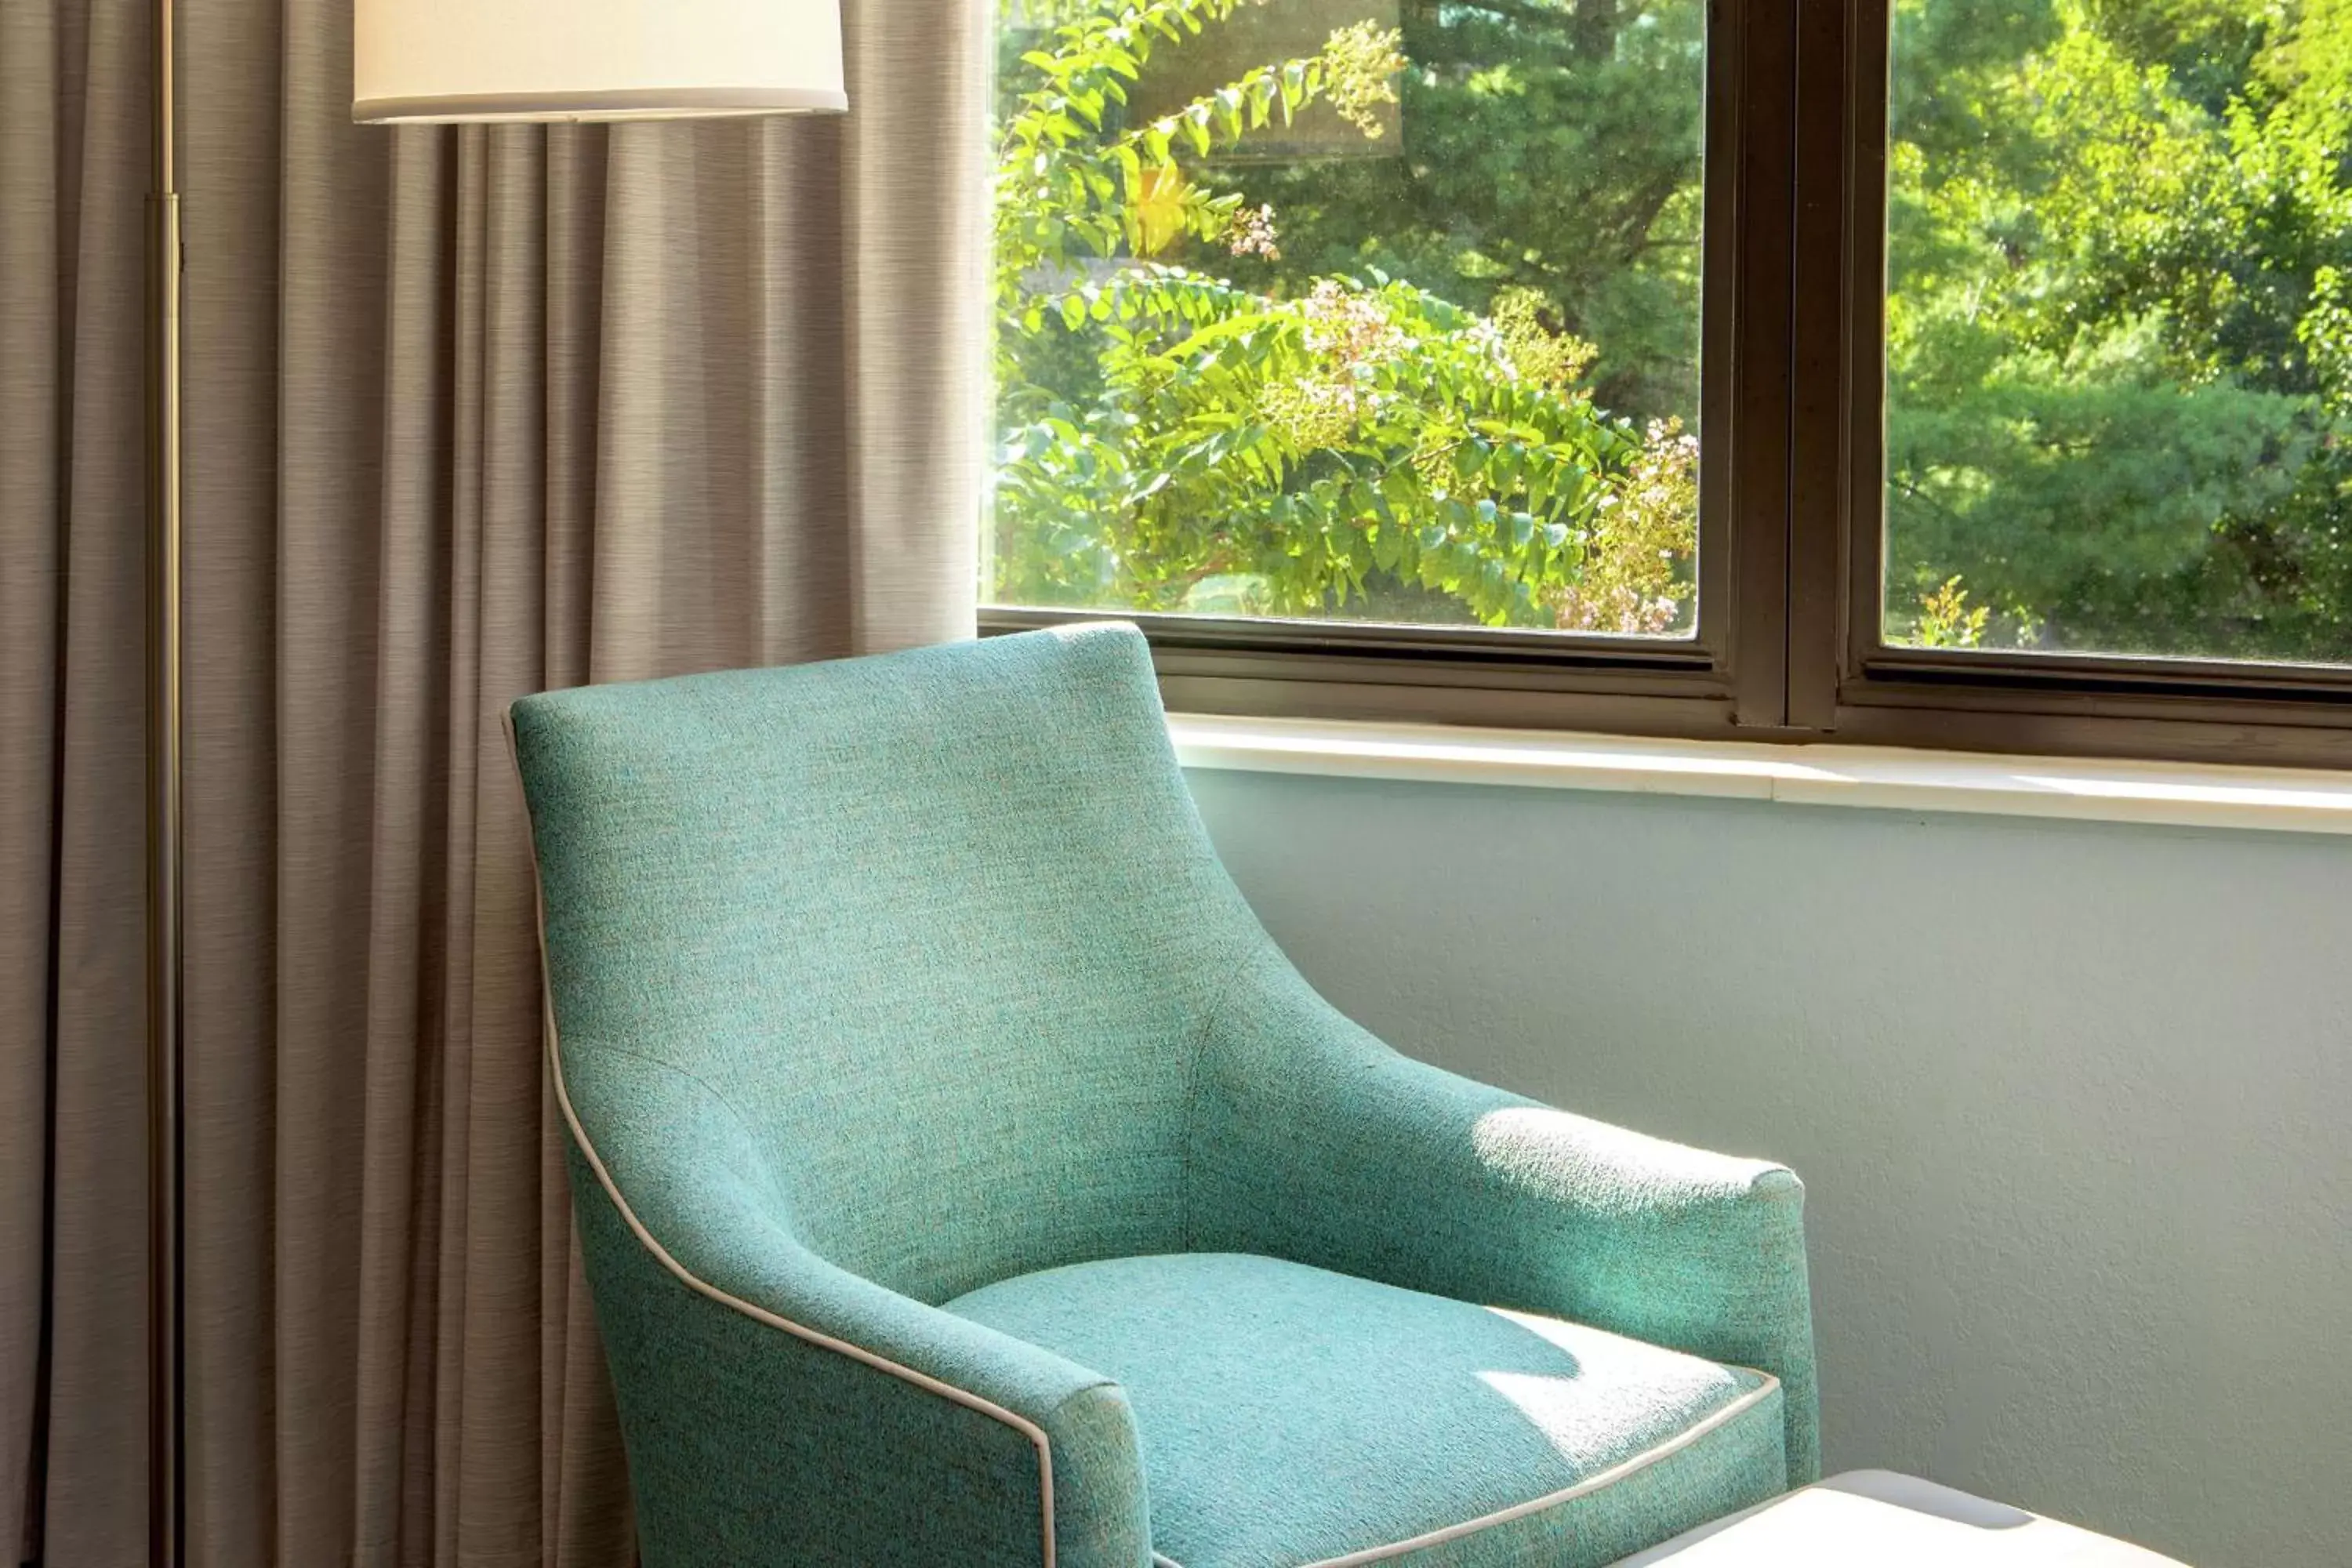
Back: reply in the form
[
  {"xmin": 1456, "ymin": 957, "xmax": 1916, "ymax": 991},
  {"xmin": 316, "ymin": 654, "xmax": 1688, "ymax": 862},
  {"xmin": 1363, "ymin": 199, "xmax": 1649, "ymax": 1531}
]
[
  {"xmin": 1885, "ymin": 0, "xmax": 2352, "ymax": 655},
  {"xmin": 989, "ymin": 0, "xmax": 1700, "ymax": 630},
  {"xmin": 1218, "ymin": 0, "xmax": 1708, "ymax": 426},
  {"xmin": 991, "ymin": 0, "xmax": 2352, "ymax": 658}
]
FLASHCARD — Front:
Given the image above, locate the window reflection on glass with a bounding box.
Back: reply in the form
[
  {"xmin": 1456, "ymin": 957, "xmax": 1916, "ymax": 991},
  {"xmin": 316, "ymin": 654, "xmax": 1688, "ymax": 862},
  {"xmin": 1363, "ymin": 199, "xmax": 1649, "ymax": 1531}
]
[
  {"xmin": 1884, "ymin": 0, "xmax": 2352, "ymax": 662},
  {"xmin": 986, "ymin": 0, "xmax": 1708, "ymax": 635}
]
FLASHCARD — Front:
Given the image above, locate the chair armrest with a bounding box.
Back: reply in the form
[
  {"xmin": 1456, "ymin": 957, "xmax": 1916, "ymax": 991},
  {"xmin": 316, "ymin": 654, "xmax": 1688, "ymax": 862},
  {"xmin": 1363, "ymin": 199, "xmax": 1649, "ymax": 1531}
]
[
  {"xmin": 1185, "ymin": 947, "xmax": 1819, "ymax": 1484},
  {"xmin": 563, "ymin": 1040, "xmax": 1152, "ymax": 1568}
]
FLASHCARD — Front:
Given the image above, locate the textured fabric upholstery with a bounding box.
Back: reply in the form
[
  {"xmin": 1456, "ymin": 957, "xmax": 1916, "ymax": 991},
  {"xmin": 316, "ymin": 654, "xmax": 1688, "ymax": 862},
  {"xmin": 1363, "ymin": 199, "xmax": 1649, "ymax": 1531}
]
[
  {"xmin": 510, "ymin": 623, "xmax": 1819, "ymax": 1568},
  {"xmin": 1189, "ymin": 940, "xmax": 1822, "ymax": 1486},
  {"xmin": 949, "ymin": 1254, "xmax": 1788, "ymax": 1568}
]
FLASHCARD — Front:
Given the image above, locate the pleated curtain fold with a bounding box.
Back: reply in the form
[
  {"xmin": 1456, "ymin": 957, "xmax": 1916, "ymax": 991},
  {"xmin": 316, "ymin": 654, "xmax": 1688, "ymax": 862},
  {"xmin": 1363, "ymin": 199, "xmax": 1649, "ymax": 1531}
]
[{"xmin": 1, "ymin": 2, "xmax": 988, "ymax": 1563}]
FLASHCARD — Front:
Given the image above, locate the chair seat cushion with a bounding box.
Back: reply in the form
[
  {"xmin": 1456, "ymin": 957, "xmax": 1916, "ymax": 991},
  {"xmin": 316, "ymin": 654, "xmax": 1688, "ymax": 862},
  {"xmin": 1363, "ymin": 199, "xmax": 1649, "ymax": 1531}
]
[{"xmin": 944, "ymin": 1253, "xmax": 1786, "ymax": 1568}]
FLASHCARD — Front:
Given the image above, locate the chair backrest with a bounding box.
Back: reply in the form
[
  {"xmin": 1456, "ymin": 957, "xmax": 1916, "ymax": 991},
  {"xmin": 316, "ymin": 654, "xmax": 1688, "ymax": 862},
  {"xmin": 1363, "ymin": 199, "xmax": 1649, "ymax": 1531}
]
[{"xmin": 511, "ymin": 625, "xmax": 1263, "ymax": 1303}]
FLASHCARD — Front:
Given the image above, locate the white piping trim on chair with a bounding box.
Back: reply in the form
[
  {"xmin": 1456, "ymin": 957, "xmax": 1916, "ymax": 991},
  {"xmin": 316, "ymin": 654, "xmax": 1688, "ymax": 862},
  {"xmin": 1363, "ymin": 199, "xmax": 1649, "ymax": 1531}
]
[
  {"xmin": 1145, "ymin": 1370, "xmax": 1783, "ymax": 1568},
  {"xmin": 506, "ymin": 710, "xmax": 1064, "ymax": 1568}
]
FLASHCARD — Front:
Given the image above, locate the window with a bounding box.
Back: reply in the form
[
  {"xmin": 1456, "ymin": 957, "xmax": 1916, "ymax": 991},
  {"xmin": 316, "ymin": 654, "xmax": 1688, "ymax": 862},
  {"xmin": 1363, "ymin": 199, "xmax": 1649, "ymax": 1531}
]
[
  {"xmin": 1880, "ymin": 0, "xmax": 2352, "ymax": 666},
  {"xmin": 986, "ymin": 0, "xmax": 1714, "ymax": 636},
  {"xmin": 985, "ymin": 0, "xmax": 2352, "ymax": 768}
]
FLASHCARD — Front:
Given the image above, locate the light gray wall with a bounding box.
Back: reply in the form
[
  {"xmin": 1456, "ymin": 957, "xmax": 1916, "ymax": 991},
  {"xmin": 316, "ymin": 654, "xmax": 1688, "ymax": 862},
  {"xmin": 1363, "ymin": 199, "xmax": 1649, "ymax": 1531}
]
[{"xmin": 1185, "ymin": 766, "xmax": 2352, "ymax": 1568}]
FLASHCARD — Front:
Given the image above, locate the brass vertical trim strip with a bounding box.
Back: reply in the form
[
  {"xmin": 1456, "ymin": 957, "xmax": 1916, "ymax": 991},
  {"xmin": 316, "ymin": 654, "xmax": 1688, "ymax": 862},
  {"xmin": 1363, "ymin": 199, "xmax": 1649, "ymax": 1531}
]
[{"xmin": 146, "ymin": 0, "xmax": 184, "ymax": 1561}]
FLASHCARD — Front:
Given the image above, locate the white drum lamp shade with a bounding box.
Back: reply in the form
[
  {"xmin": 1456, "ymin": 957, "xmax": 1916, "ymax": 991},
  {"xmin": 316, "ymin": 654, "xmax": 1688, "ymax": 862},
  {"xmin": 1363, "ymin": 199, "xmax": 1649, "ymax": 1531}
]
[{"xmin": 354, "ymin": 0, "xmax": 848, "ymax": 124}]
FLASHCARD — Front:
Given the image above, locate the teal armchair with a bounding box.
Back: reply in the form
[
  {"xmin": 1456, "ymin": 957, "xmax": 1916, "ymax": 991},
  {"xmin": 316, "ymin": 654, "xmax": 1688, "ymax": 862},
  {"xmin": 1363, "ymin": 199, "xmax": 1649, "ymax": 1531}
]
[{"xmin": 510, "ymin": 624, "xmax": 1817, "ymax": 1568}]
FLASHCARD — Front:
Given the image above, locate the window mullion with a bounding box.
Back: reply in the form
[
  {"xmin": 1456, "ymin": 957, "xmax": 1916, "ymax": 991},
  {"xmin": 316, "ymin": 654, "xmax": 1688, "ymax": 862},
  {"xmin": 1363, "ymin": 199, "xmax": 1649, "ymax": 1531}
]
[
  {"xmin": 1726, "ymin": 0, "xmax": 1802, "ymax": 732},
  {"xmin": 1785, "ymin": 0, "xmax": 1866, "ymax": 733}
]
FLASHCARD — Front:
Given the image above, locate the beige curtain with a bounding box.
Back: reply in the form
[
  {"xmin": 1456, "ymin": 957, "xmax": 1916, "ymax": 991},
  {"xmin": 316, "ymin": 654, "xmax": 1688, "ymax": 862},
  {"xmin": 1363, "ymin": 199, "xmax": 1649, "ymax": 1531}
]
[
  {"xmin": 2, "ymin": 0, "xmax": 989, "ymax": 1561},
  {"xmin": 2, "ymin": 3, "xmax": 155, "ymax": 1565}
]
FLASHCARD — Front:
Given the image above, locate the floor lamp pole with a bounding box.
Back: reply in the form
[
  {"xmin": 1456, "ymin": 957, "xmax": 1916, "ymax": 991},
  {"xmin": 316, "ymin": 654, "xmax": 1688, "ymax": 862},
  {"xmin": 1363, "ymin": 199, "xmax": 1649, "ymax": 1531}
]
[{"xmin": 146, "ymin": 0, "xmax": 184, "ymax": 1561}]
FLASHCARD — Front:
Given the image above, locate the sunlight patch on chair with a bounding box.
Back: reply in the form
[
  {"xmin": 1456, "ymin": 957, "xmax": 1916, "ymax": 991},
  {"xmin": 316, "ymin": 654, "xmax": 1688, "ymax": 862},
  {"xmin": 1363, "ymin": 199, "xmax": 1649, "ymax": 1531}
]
[
  {"xmin": 1476, "ymin": 1370, "xmax": 1621, "ymax": 1468},
  {"xmin": 1485, "ymin": 1304, "xmax": 1588, "ymax": 1352},
  {"xmin": 1475, "ymin": 1305, "xmax": 1750, "ymax": 1471},
  {"xmin": 1469, "ymin": 1105, "xmax": 1745, "ymax": 1215}
]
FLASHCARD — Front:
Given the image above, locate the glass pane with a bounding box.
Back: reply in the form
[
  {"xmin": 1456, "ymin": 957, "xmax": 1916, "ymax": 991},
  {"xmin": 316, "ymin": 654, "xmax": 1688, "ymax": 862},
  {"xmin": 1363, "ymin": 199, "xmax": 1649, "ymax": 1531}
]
[
  {"xmin": 986, "ymin": 0, "xmax": 1708, "ymax": 635},
  {"xmin": 1884, "ymin": 0, "xmax": 2352, "ymax": 662}
]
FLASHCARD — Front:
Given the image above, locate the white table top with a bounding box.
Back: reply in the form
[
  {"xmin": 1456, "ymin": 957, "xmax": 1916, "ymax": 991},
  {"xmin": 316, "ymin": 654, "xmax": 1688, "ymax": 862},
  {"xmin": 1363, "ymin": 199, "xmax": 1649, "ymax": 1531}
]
[{"xmin": 1616, "ymin": 1472, "xmax": 2190, "ymax": 1566}]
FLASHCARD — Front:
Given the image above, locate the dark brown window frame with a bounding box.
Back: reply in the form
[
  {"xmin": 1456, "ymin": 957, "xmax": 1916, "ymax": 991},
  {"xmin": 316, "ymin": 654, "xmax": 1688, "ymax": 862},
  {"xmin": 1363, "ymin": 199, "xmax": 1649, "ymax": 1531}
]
[{"xmin": 982, "ymin": 0, "xmax": 2352, "ymax": 770}]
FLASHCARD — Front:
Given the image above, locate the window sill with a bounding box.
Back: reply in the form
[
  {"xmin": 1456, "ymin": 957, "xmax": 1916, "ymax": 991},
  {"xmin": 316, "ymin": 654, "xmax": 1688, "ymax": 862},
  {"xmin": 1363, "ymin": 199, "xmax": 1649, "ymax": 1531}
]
[{"xmin": 1167, "ymin": 713, "xmax": 2352, "ymax": 837}]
